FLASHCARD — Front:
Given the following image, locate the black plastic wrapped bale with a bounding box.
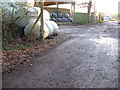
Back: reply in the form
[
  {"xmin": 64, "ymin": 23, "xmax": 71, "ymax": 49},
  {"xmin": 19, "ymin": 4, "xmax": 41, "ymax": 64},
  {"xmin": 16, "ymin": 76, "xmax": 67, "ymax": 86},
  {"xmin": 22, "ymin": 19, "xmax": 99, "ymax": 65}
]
[
  {"xmin": 69, "ymin": 18, "xmax": 73, "ymax": 22},
  {"xmin": 52, "ymin": 13, "xmax": 57, "ymax": 18},
  {"xmin": 57, "ymin": 13, "xmax": 63, "ymax": 18},
  {"xmin": 62, "ymin": 18, "xmax": 68, "ymax": 22},
  {"xmin": 51, "ymin": 17, "xmax": 57, "ymax": 22},
  {"xmin": 56, "ymin": 18, "xmax": 63, "ymax": 22},
  {"xmin": 50, "ymin": 13, "xmax": 53, "ymax": 18},
  {"xmin": 63, "ymin": 13, "xmax": 69, "ymax": 18}
]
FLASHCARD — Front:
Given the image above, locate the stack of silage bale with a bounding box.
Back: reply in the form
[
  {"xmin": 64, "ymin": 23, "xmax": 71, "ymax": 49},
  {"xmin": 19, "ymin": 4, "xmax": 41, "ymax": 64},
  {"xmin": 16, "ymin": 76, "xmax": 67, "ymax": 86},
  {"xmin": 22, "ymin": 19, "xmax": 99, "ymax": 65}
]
[
  {"xmin": 1, "ymin": 0, "xmax": 58, "ymax": 39},
  {"xmin": 24, "ymin": 6, "xmax": 58, "ymax": 39},
  {"xmin": 1, "ymin": 0, "xmax": 14, "ymax": 23}
]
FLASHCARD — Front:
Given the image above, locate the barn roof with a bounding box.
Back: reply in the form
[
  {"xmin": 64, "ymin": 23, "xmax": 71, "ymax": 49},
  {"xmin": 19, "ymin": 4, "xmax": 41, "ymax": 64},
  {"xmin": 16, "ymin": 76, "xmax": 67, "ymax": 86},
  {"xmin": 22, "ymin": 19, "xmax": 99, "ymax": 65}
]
[
  {"xmin": 42, "ymin": 0, "xmax": 76, "ymax": 6},
  {"xmin": 44, "ymin": 0, "xmax": 75, "ymax": 2}
]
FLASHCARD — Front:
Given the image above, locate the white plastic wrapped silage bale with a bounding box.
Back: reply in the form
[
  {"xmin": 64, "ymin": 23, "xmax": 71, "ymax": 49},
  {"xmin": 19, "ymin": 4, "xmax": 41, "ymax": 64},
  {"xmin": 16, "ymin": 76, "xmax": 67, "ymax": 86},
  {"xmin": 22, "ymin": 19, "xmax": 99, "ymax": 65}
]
[
  {"xmin": 1, "ymin": 0, "xmax": 14, "ymax": 22},
  {"xmin": 43, "ymin": 10, "xmax": 50, "ymax": 21},
  {"xmin": 0, "ymin": 0, "xmax": 14, "ymax": 7},
  {"xmin": 28, "ymin": 20, "xmax": 57, "ymax": 36},
  {"xmin": 44, "ymin": 21, "xmax": 54, "ymax": 36},
  {"xmin": 28, "ymin": 7, "xmax": 50, "ymax": 21},
  {"xmin": 13, "ymin": 7, "xmax": 50, "ymax": 28},
  {"xmin": 2, "ymin": 6, "xmax": 14, "ymax": 22},
  {"xmin": 14, "ymin": 7, "xmax": 29, "ymax": 27},
  {"xmin": 29, "ymin": 19, "xmax": 37, "ymax": 24},
  {"xmin": 24, "ymin": 21, "xmax": 49, "ymax": 39},
  {"xmin": 13, "ymin": 0, "xmax": 34, "ymax": 8},
  {"xmin": 49, "ymin": 21, "xmax": 58, "ymax": 35},
  {"xmin": 28, "ymin": 7, "xmax": 40, "ymax": 17}
]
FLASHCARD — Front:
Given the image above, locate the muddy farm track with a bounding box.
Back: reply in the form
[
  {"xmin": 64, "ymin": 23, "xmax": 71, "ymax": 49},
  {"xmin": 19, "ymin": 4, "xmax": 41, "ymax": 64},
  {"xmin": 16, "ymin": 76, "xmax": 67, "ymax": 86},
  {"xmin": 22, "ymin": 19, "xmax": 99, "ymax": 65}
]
[{"xmin": 3, "ymin": 21, "xmax": 119, "ymax": 88}]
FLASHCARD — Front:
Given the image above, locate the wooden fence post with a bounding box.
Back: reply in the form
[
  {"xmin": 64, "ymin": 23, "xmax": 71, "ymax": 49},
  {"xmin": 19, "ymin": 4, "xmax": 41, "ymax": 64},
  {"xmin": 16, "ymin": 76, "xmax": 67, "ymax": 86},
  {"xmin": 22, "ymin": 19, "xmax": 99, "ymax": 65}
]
[{"xmin": 40, "ymin": 0, "xmax": 44, "ymax": 40}]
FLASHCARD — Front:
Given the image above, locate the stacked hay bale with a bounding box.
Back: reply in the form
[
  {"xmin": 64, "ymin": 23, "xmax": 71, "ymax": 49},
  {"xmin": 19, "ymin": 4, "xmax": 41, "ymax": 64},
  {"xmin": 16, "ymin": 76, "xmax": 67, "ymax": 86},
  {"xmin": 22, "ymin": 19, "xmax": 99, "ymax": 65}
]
[{"xmin": 1, "ymin": 0, "xmax": 58, "ymax": 39}]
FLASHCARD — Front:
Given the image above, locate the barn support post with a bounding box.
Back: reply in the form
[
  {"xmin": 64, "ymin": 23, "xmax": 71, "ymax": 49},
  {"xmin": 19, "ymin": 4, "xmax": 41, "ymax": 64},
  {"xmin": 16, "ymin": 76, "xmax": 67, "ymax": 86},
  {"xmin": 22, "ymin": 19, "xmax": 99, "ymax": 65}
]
[
  {"xmin": 70, "ymin": 2, "xmax": 73, "ymax": 18},
  {"xmin": 56, "ymin": 2, "xmax": 59, "ymax": 22},
  {"xmin": 72, "ymin": 2, "xmax": 75, "ymax": 23},
  {"xmin": 88, "ymin": 0, "xmax": 92, "ymax": 23}
]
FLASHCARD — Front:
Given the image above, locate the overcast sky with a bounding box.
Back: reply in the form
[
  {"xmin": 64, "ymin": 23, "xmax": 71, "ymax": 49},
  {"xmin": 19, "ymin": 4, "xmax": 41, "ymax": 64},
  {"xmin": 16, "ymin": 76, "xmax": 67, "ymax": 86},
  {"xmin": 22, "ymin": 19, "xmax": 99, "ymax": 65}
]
[
  {"xmin": 47, "ymin": 0, "xmax": 119, "ymax": 15},
  {"xmin": 74, "ymin": 0, "xmax": 119, "ymax": 14},
  {"xmin": 2, "ymin": 0, "xmax": 119, "ymax": 15},
  {"xmin": 94, "ymin": 0, "xmax": 119, "ymax": 15}
]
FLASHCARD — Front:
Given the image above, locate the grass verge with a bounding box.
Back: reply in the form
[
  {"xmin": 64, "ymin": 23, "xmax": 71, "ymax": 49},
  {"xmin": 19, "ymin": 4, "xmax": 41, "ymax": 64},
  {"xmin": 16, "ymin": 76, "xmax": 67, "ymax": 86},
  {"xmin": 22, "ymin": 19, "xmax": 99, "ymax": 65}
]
[{"xmin": 2, "ymin": 34, "xmax": 66, "ymax": 73}]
